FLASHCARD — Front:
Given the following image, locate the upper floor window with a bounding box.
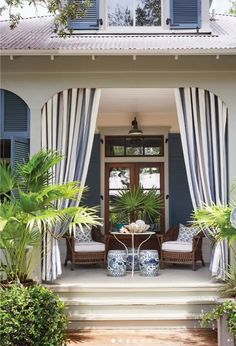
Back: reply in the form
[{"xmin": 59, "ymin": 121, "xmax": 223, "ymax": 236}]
[{"xmin": 107, "ymin": 0, "xmax": 161, "ymax": 27}]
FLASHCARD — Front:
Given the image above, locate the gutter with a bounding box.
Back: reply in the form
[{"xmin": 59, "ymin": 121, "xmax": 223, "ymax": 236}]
[{"xmin": 0, "ymin": 49, "xmax": 236, "ymax": 56}]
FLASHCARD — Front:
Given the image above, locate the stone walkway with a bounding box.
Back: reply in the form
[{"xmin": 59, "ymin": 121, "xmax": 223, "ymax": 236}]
[{"xmin": 67, "ymin": 329, "xmax": 217, "ymax": 346}]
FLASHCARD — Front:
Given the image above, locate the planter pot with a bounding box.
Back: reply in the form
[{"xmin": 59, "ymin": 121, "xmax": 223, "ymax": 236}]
[{"xmin": 217, "ymin": 314, "xmax": 235, "ymax": 346}]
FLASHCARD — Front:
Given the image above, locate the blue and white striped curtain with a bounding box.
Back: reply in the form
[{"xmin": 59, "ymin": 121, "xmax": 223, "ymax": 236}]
[
  {"xmin": 41, "ymin": 88, "xmax": 101, "ymax": 281},
  {"xmin": 175, "ymin": 87, "xmax": 228, "ymax": 280}
]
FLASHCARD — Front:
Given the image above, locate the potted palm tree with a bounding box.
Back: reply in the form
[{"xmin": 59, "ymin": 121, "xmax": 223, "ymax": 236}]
[
  {"xmin": 111, "ymin": 186, "xmax": 163, "ymax": 228},
  {"xmin": 193, "ymin": 203, "xmax": 236, "ymax": 346},
  {"xmin": 0, "ymin": 150, "xmax": 101, "ymax": 285}
]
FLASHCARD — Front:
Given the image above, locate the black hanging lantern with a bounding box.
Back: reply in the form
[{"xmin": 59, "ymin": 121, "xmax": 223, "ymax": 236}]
[{"xmin": 128, "ymin": 117, "xmax": 143, "ymax": 135}]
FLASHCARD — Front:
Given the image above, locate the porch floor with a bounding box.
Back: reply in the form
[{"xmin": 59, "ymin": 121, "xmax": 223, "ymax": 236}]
[{"xmin": 53, "ymin": 264, "xmax": 221, "ymax": 288}]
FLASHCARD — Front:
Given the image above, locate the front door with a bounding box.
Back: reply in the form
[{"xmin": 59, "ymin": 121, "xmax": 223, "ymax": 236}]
[{"xmin": 105, "ymin": 162, "xmax": 164, "ymax": 235}]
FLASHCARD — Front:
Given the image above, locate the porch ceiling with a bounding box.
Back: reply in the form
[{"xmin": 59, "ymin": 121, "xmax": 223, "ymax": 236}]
[
  {"xmin": 98, "ymin": 88, "xmax": 179, "ymax": 131},
  {"xmin": 99, "ymin": 88, "xmax": 176, "ymax": 114}
]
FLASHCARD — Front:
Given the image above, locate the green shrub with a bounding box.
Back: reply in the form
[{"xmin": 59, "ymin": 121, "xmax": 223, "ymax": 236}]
[
  {"xmin": 0, "ymin": 284, "xmax": 68, "ymax": 346},
  {"xmin": 201, "ymin": 300, "xmax": 236, "ymax": 336}
]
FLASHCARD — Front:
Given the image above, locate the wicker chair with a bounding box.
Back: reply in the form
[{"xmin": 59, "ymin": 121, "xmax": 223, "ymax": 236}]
[
  {"xmin": 64, "ymin": 228, "xmax": 106, "ymax": 270},
  {"xmin": 157, "ymin": 225, "xmax": 205, "ymax": 271}
]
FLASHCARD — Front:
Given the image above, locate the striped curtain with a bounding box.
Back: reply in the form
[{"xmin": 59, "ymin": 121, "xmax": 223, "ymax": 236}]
[
  {"xmin": 41, "ymin": 88, "xmax": 101, "ymax": 281},
  {"xmin": 175, "ymin": 87, "xmax": 228, "ymax": 280}
]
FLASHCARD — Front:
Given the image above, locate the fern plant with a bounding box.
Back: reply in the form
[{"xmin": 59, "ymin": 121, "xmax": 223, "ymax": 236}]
[{"xmin": 0, "ymin": 150, "xmax": 102, "ymax": 283}]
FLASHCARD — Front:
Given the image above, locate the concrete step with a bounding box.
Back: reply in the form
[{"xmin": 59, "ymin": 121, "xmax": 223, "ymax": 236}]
[
  {"xmin": 61, "ymin": 296, "xmax": 218, "ymax": 306},
  {"xmin": 47, "ymin": 279, "xmax": 221, "ymax": 330},
  {"xmin": 67, "ymin": 312, "xmax": 207, "ymax": 330}
]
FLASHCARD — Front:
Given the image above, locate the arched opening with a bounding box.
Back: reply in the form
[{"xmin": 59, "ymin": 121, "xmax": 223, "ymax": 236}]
[
  {"xmin": 41, "ymin": 87, "xmax": 228, "ymax": 283},
  {"xmin": 0, "ymin": 89, "xmax": 30, "ymax": 167}
]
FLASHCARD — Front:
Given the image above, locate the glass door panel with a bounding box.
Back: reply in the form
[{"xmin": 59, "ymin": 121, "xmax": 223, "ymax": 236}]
[
  {"xmin": 139, "ymin": 167, "xmax": 160, "ymax": 190},
  {"xmin": 109, "ymin": 167, "xmax": 130, "ymax": 190}
]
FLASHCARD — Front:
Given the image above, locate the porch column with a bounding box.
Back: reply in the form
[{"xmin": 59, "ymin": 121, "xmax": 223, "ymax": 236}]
[
  {"xmin": 30, "ymin": 107, "xmax": 42, "ymax": 156},
  {"xmin": 228, "ymin": 103, "xmax": 236, "ymax": 268}
]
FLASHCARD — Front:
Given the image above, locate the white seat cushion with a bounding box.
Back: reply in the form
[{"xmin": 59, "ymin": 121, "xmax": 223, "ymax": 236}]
[
  {"xmin": 162, "ymin": 241, "xmax": 193, "ymax": 253},
  {"xmin": 74, "ymin": 241, "xmax": 105, "ymax": 253}
]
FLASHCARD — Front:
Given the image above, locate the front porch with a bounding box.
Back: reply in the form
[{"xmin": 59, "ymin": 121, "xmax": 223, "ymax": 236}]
[{"xmin": 54, "ymin": 263, "xmax": 217, "ymax": 288}]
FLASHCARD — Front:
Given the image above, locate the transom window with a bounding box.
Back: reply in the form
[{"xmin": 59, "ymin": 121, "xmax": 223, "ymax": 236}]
[
  {"xmin": 107, "ymin": 0, "xmax": 162, "ymax": 27},
  {"xmin": 105, "ymin": 136, "xmax": 164, "ymax": 157}
]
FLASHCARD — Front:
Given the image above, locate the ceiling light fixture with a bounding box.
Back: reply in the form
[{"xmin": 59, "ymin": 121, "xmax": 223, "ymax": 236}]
[{"xmin": 128, "ymin": 117, "xmax": 143, "ymax": 135}]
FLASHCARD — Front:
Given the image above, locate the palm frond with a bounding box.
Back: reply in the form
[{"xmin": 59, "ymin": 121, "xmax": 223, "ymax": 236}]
[
  {"xmin": 112, "ymin": 186, "xmax": 146, "ymax": 215},
  {"xmin": 193, "ymin": 203, "xmax": 235, "ymax": 243},
  {"xmin": 17, "ymin": 150, "xmax": 63, "ymax": 192},
  {"xmin": 26, "ymin": 209, "xmax": 67, "ymax": 233},
  {"xmin": 0, "ymin": 200, "xmax": 19, "ymax": 219},
  {"xmin": 143, "ymin": 189, "xmax": 163, "ymax": 221},
  {"xmin": 66, "ymin": 206, "xmax": 102, "ymax": 236},
  {"xmin": 36, "ymin": 182, "xmax": 83, "ymax": 205},
  {"xmin": 0, "ymin": 162, "xmax": 16, "ymax": 195},
  {"xmin": 220, "ymin": 267, "xmax": 236, "ymax": 298}
]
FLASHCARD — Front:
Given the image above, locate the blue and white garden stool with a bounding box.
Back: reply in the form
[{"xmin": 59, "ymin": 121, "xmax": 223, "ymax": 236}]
[
  {"xmin": 107, "ymin": 250, "xmax": 127, "ymax": 277},
  {"xmin": 126, "ymin": 248, "xmax": 139, "ymax": 272},
  {"xmin": 139, "ymin": 250, "xmax": 159, "ymax": 277}
]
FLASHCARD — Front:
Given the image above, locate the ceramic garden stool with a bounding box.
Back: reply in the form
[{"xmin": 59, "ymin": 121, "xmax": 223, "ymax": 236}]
[
  {"xmin": 126, "ymin": 248, "xmax": 139, "ymax": 272},
  {"xmin": 139, "ymin": 250, "xmax": 159, "ymax": 277},
  {"xmin": 107, "ymin": 250, "xmax": 127, "ymax": 277}
]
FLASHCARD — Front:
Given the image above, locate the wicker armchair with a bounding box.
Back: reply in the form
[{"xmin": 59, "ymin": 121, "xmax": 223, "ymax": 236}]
[
  {"xmin": 157, "ymin": 225, "xmax": 205, "ymax": 271},
  {"xmin": 64, "ymin": 228, "xmax": 106, "ymax": 270}
]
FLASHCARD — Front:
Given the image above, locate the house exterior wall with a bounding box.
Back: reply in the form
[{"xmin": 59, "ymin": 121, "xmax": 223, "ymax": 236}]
[{"xmin": 1, "ymin": 54, "xmax": 236, "ymax": 191}]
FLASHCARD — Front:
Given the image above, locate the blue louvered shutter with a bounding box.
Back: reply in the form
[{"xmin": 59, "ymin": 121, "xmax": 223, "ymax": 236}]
[
  {"xmin": 1, "ymin": 90, "xmax": 29, "ymax": 138},
  {"xmin": 69, "ymin": 0, "xmax": 100, "ymax": 30},
  {"xmin": 11, "ymin": 138, "xmax": 29, "ymax": 197},
  {"xmin": 11, "ymin": 138, "xmax": 29, "ymax": 170},
  {"xmin": 170, "ymin": 0, "xmax": 201, "ymax": 29},
  {"xmin": 84, "ymin": 134, "xmax": 101, "ymax": 209},
  {"xmin": 168, "ymin": 134, "xmax": 193, "ymax": 227}
]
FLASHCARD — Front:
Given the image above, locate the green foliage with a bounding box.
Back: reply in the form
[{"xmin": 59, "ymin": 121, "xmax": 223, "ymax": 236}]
[
  {"xmin": 136, "ymin": 0, "xmax": 161, "ymax": 26},
  {"xmin": 0, "ymin": 0, "xmax": 91, "ymax": 36},
  {"xmin": 219, "ymin": 267, "xmax": 236, "ymax": 299},
  {"xmin": 112, "ymin": 186, "xmax": 162, "ymax": 223},
  {"xmin": 0, "ymin": 150, "xmax": 102, "ymax": 283},
  {"xmin": 0, "ymin": 284, "xmax": 68, "ymax": 346},
  {"xmin": 193, "ymin": 203, "xmax": 236, "ymax": 244},
  {"xmin": 229, "ymin": 1, "xmax": 236, "ymax": 14},
  {"xmin": 201, "ymin": 300, "xmax": 236, "ymax": 336}
]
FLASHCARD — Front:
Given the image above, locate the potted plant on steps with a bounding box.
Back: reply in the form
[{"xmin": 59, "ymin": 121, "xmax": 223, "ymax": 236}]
[
  {"xmin": 193, "ymin": 203, "xmax": 236, "ymax": 346},
  {"xmin": 201, "ymin": 270, "xmax": 236, "ymax": 346},
  {"xmin": 0, "ymin": 150, "xmax": 102, "ymax": 286}
]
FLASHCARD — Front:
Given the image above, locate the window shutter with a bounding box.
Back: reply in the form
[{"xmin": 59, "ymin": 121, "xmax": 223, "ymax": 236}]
[
  {"xmin": 1, "ymin": 90, "xmax": 29, "ymax": 138},
  {"xmin": 168, "ymin": 134, "xmax": 193, "ymax": 226},
  {"xmin": 170, "ymin": 0, "xmax": 201, "ymax": 29},
  {"xmin": 69, "ymin": 0, "xmax": 100, "ymax": 30},
  {"xmin": 11, "ymin": 138, "xmax": 29, "ymax": 197},
  {"xmin": 84, "ymin": 134, "xmax": 100, "ymax": 208},
  {"xmin": 11, "ymin": 138, "xmax": 29, "ymax": 169}
]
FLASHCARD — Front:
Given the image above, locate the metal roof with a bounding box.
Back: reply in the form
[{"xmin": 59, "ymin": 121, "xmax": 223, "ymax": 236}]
[{"xmin": 0, "ymin": 14, "xmax": 236, "ymax": 55}]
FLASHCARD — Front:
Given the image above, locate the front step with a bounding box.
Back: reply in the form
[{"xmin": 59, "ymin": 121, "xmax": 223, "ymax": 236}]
[{"xmin": 47, "ymin": 283, "xmax": 221, "ymax": 330}]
